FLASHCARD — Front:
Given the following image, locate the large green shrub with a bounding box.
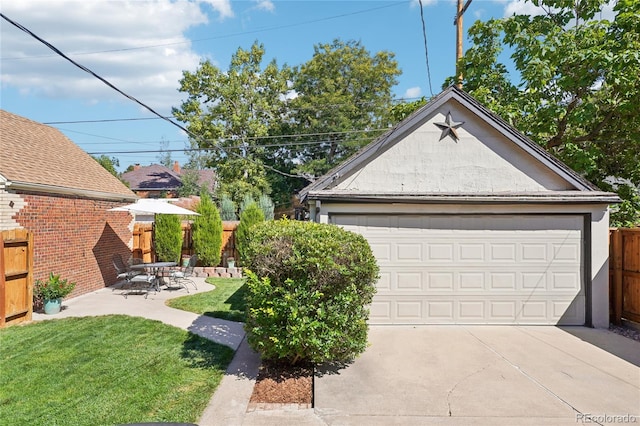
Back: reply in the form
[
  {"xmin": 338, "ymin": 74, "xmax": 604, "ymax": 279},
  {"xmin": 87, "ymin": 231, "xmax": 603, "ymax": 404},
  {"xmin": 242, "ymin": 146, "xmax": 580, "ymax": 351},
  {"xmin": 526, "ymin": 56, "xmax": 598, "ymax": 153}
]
[
  {"xmin": 236, "ymin": 202, "xmax": 265, "ymax": 263},
  {"xmin": 154, "ymin": 214, "xmax": 183, "ymax": 262},
  {"xmin": 243, "ymin": 219, "xmax": 379, "ymax": 364},
  {"xmin": 192, "ymin": 192, "xmax": 223, "ymax": 267}
]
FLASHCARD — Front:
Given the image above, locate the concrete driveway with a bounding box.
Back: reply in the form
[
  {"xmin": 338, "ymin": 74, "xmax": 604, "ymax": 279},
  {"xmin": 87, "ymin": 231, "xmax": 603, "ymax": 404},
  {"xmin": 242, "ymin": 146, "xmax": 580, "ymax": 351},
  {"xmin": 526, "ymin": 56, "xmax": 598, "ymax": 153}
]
[{"xmin": 314, "ymin": 326, "xmax": 640, "ymax": 425}]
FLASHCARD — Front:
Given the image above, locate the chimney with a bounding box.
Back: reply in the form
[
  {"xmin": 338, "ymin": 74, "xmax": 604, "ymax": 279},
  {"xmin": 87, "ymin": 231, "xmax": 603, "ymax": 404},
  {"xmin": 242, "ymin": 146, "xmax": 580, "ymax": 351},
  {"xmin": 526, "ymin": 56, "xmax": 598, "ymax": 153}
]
[
  {"xmin": 173, "ymin": 160, "xmax": 181, "ymax": 174},
  {"xmin": 133, "ymin": 164, "xmax": 141, "ymax": 171}
]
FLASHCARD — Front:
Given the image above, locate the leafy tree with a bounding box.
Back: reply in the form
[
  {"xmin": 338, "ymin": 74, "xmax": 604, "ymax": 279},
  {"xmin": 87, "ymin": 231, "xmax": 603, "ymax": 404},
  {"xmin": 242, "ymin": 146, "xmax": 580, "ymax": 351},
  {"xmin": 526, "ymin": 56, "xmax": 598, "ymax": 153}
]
[
  {"xmin": 192, "ymin": 191, "xmax": 223, "ymax": 267},
  {"xmin": 243, "ymin": 219, "xmax": 379, "ymax": 364},
  {"xmin": 219, "ymin": 195, "xmax": 237, "ymax": 221},
  {"xmin": 236, "ymin": 202, "xmax": 265, "ymax": 263},
  {"xmin": 173, "ymin": 42, "xmax": 292, "ymax": 206},
  {"xmin": 448, "ymin": 0, "xmax": 640, "ymax": 225},
  {"xmin": 93, "ymin": 155, "xmax": 120, "ymax": 177},
  {"xmin": 154, "ymin": 214, "xmax": 182, "ymax": 263},
  {"xmin": 283, "ymin": 39, "xmax": 401, "ymax": 179},
  {"xmin": 389, "ymin": 97, "xmax": 428, "ymax": 122},
  {"xmin": 176, "ymin": 169, "xmax": 201, "ymax": 197}
]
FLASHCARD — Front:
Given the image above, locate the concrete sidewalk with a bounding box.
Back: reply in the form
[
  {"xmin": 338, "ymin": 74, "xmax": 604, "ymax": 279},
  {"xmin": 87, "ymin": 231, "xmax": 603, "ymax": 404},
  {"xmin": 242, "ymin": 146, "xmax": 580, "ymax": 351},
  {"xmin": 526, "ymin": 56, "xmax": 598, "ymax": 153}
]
[{"xmin": 33, "ymin": 277, "xmax": 246, "ymax": 350}]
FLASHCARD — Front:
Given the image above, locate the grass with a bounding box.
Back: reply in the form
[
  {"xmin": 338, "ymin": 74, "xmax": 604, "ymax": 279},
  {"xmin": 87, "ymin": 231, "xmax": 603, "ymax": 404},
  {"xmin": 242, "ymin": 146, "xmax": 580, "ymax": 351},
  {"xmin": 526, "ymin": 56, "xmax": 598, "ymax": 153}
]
[
  {"xmin": 166, "ymin": 277, "xmax": 247, "ymax": 322},
  {"xmin": 0, "ymin": 315, "xmax": 235, "ymax": 426}
]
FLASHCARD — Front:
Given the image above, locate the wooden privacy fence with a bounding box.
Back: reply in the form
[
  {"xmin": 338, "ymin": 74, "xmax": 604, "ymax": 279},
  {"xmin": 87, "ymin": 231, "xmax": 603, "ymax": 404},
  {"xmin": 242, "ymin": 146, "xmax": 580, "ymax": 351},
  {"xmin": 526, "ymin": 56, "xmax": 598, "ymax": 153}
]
[
  {"xmin": 1, "ymin": 229, "xmax": 33, "ymax": 328},
  {"xmin": 133, "ymin": 221, "xmax": 239, "ymax": 266},
  {"xmin": 610, "ymin": 228, "xmax": 640, "ymax": 324}
]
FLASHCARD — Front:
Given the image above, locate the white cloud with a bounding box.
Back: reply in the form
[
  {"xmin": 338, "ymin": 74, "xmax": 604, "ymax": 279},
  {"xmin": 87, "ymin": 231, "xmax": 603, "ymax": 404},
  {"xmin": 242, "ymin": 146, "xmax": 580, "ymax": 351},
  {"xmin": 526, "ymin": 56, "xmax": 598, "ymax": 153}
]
[
  {"xmin": 0, "ymin": 0, "xmax": 213, "ymax": 112},
  {"xmin": 199, "ymin": 0, "xmax": 234, "ymax": 19},
  {"xmin": 253, "ymin": 0, "xmax": 275, "ymax": 13},
  {"xmin": 504, "ymin": 0, "xmax": 549, "ymax": 17},
  {"xmin": 404, "ymin": 86, "xmax": 422, "ymax": 99},
  {"xmin": 503, "ymin": 0, "xmax": 616, "ymax": 19}
]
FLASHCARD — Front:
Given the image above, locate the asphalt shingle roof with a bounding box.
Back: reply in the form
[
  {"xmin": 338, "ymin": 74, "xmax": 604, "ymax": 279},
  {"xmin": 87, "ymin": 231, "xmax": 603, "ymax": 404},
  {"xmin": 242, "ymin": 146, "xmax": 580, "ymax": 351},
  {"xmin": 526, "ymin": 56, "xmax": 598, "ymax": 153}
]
[{"xmin": 0, "ymin": 110, "xmax": 136, "ymax": 198}]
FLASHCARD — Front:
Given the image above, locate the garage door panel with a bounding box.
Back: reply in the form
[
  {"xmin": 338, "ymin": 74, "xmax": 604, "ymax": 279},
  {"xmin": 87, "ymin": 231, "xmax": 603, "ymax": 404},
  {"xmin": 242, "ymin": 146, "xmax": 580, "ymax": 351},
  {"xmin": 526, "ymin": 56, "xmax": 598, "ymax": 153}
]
[{"xmin": 333, "ymin": 214, "xmax": 585, "ymax": 325}]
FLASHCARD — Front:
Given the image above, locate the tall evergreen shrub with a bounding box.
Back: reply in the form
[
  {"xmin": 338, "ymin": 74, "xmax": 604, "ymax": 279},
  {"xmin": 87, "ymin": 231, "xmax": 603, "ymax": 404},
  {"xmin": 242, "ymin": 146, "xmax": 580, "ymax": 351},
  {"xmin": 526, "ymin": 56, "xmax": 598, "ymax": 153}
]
[
  {"xmin": 192, "ymin": 192, "xmax": 223, "ymax": 267},
  {"xmin": 258, "ymin": 194, "xmax": 275, "ymax": 220},
  {"xmin": 220, "ymin": 195, "xmax": 237, "ymax": 221},
  {"xmin": 239, "ymin": 194, "xmax": 256, "ymax": 215},
  {"xmin": 154, "ymin": 214, "xmax": 182, "ymax": 262},
  {"xmin": 236, "ymin": 202, "xmax": 264, "ymax": 263}
]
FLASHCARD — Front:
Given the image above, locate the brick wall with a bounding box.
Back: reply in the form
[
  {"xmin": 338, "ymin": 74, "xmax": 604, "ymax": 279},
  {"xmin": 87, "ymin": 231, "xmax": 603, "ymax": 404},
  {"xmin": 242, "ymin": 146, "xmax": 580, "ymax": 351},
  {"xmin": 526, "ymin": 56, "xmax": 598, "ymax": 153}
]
[{"xmin": 12, "ymin": 191, "xmax": 134, "ymax": 298}]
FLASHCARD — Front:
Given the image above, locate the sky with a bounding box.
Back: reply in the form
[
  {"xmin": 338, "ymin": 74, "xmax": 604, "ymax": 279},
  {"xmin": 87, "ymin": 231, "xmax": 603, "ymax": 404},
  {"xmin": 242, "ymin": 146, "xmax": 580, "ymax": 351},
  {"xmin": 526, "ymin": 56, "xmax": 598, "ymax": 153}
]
[{"xmin": 0, "ymin": 0, "xmax": 586, "ymax": 172}]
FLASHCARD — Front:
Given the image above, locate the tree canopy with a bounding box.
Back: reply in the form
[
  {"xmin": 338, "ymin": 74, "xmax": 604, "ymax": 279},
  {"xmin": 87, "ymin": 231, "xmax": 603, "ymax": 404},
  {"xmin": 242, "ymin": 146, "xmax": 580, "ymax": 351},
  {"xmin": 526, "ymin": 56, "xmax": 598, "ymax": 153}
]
[
  {"xmin": 448, "ymin": 0, "xmax": 639, "ymax": 225},
  {"xmin": 173, "ymin": 42, "xmax": 291, "ymax": 205},
  {"xmin": 173, "ymin": 39, "xmax": 401, "ymax": 207}
]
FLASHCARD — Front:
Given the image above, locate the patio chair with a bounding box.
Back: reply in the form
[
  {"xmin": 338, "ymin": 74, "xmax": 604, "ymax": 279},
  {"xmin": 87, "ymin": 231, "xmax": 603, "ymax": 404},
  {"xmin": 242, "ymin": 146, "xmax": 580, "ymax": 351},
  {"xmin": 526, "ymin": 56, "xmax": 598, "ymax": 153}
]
[
  {"xmin": 168, "ymin": 254, "xmax": 198, "ymax": 292},
  {"xmin": 124, "ymin": 273, "xmax": 157, "ymax": 299},
  {"xmin": 112, "ymin": 254, "xmax": 140, "ymax": 283}
]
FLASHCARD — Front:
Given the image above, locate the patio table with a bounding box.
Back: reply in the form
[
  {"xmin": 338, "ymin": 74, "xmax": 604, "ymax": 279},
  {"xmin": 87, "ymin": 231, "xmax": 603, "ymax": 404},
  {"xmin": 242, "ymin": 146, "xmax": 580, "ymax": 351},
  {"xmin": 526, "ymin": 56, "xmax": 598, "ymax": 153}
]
[{"xmin": 130, "ymin": 261, "xmax": 177, "ymax": 291}]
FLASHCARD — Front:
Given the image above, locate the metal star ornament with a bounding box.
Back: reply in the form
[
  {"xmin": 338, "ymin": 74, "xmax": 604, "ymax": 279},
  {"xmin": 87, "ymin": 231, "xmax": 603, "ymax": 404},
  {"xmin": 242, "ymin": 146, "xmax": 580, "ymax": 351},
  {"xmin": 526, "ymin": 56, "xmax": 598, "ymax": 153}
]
[{"xmin": 434, "ymin": 111, "xmax": 464, "ymax": 142}]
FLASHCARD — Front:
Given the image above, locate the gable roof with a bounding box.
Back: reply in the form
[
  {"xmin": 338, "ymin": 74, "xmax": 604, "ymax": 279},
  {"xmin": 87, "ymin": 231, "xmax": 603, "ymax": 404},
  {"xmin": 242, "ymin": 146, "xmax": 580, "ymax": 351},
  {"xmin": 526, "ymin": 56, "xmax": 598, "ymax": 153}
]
[
  {"xmin": 121, "ymin": 164, "xmax": 182, "ymax": 191},
  {"xmin": 121, "ymin": 164, "xmax": 217, "ymax": 193},
  {"xmin": 299, "ymin": 86, "xmax": 619, "ymax": 204},
  {"xmin": 0, "ymin": 110, "xmax": 136, "ymax": 200}
]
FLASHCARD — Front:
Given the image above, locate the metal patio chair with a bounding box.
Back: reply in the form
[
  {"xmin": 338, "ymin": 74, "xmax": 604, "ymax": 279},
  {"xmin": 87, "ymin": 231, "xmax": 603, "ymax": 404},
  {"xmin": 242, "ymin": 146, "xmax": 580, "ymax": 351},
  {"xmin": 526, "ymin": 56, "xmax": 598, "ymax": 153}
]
[{"xmin": 168, "ymin": 254, "xmax": 198, "ymax": 292}]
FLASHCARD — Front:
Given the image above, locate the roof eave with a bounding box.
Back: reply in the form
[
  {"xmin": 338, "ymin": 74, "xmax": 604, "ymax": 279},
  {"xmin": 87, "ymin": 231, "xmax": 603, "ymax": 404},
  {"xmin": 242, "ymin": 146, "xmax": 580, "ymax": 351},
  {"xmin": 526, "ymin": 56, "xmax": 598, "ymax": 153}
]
[
  {"xmin": 306, "ymin": 191, "xmax": 621, "ymax": 205},
  {"xmin": 5, "ymin": 180, "xmax": 138, "ymax": 202}
]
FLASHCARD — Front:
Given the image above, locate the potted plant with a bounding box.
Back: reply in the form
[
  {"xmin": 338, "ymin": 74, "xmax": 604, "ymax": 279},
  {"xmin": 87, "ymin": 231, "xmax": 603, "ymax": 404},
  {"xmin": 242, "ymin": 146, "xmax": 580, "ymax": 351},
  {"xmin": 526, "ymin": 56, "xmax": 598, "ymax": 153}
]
[
  {"xmin": 34, "ymin": 273, "xmax": 76, "ymax": 315},
  {"xmin": 227, "ymin": 257, "xmax": 235, "ymax": 269}
]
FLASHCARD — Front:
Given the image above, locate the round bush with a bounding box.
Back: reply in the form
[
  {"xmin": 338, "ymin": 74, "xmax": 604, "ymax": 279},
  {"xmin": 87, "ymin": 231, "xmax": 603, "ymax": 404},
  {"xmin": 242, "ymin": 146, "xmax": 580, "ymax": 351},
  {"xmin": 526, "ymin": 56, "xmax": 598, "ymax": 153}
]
[{"xmin": 243, "ymin": 219, "xmax": 379, "ymax": 364}]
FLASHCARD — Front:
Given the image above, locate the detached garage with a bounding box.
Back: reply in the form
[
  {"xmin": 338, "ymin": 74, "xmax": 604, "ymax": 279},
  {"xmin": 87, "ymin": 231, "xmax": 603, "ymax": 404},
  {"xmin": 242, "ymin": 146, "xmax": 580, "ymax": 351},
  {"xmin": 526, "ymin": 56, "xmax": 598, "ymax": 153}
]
[{"xmin": 299, "ymin": 87, "xmax": 619, "ymax": 328}]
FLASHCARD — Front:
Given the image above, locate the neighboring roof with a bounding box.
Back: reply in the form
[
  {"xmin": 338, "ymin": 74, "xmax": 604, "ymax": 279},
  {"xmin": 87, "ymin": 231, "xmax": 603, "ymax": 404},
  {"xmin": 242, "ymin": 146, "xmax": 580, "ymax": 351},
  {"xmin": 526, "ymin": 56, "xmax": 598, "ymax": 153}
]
[
  {"xmin": 121, "ymin": 165, "xmax": 217, "ymax": 193},
  {"xmin": 191, "ymin": 169, "xmax": 216, "ymax": 193},
  {"xmin": 0, "ymin": 110, "xmax": 136, "ymax": 200},
  {"xmin": 121, "ymin": 164, "xmax": 182, "ymax": 191},
  {"xmin": 299, "ymin": 86, "xmax": 619, "ymax": 204}
]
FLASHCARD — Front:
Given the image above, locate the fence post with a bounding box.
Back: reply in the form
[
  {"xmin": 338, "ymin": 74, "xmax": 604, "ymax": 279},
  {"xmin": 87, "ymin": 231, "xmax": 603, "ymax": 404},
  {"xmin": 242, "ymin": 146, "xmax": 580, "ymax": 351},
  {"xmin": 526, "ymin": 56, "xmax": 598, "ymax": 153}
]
[{"xmin": 611, "ymin": 228, "xmax": 623, "ymax": 325}]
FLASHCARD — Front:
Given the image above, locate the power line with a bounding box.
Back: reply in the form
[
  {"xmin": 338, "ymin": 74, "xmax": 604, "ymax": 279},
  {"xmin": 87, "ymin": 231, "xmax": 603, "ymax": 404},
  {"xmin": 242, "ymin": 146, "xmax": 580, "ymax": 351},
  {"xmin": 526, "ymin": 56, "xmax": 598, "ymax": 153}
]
[
  {"xmin": 1, "ymin": 2, "xmax": 406, "ymax": 61},
  {"xmin": 87, "ymin": 135, "xmax": 388, "ymax": 156},
  {"xmin": 0, "ymin": 12, "xmax": 306, "ymax": 181},
  {"xmin": 418, "ymin": 0, "xmax": 434, "ymax": 97},
  {"xmin": 42, "ymin": 95, "xmax": 425, "ymax": 126}
]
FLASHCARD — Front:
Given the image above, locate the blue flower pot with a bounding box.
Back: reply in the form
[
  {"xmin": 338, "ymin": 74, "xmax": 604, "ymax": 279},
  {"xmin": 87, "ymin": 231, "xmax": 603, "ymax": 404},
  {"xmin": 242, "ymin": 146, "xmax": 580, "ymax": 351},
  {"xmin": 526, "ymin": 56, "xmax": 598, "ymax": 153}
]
[{"xmin": 43, "ymin": 298, "xmax": 62, "ymax": 315}]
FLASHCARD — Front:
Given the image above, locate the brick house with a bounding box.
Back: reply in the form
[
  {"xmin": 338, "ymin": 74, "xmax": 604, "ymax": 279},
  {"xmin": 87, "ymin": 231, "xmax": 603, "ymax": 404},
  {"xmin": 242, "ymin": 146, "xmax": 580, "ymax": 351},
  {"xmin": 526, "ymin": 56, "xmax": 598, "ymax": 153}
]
[
  {"xmin": 121, "ymin": 161, "xmax": 216, "ymax": 198},
  {"xmin": 0, "ymin": 110, "xmax": 138, "ymax": 297}
]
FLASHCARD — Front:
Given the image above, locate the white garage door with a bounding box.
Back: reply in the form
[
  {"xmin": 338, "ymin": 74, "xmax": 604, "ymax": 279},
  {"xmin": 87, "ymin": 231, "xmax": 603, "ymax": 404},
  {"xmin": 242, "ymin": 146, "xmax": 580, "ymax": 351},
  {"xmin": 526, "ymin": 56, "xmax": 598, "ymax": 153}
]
[{"xmin": 333, "ymin": 214, "xmax": 585, "ymax": 325}]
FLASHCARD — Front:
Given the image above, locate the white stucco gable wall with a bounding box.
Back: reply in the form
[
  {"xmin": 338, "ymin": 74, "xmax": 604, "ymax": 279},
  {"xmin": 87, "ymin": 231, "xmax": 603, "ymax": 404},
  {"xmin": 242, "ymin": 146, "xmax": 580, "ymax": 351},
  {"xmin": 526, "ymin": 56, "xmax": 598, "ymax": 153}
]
[{"xmin": 333, "ymin": 100, "xmax": 575, "ymax": 193}]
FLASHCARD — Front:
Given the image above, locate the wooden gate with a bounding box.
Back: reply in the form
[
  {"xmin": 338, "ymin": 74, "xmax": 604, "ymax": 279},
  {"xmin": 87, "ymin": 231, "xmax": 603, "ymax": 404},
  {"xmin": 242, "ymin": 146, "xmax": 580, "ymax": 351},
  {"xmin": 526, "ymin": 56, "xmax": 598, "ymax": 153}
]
[
  {"xmin": 1, "ymin": 229, "xmax": 34, "ymax": 328},
  {"xmin": 610, "ymin": 228, "xmax": 640, "ymax": 324}
]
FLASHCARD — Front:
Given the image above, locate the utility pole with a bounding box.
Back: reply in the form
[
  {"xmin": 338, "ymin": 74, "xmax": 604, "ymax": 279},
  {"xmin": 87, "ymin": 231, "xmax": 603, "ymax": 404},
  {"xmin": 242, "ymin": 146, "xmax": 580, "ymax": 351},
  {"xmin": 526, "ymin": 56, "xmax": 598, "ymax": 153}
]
[{"xmin": 454, "ymin": 0, "xmax": 473, "ymax": 89}]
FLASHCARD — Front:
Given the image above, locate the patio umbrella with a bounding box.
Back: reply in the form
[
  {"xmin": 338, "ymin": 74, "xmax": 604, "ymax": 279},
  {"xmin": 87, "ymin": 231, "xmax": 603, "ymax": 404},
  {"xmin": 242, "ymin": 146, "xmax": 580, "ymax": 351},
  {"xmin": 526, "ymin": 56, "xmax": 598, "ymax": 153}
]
[{"xmin": 108, "ymin": 199, "xmax": 200, "ymax": 216}]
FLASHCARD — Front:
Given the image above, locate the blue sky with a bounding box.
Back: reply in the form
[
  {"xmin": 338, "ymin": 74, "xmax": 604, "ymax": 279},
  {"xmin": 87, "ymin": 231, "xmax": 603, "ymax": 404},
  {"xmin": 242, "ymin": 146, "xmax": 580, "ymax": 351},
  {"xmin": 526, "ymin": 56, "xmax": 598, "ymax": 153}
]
[{"xmin": 0, "ymin": 0, "xmax": 577, "ymax": 171}]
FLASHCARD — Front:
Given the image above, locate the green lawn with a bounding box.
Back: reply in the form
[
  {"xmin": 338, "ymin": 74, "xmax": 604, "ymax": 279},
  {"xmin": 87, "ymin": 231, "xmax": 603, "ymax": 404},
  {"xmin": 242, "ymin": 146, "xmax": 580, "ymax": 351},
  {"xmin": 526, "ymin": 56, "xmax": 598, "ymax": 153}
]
[
  {"xmin": 0, "ymin": 315, "xmax": 234, "ymax": 426},
  {"xmin": 166, "ymin": 277, "xmax": 247, "ymax": 322}
]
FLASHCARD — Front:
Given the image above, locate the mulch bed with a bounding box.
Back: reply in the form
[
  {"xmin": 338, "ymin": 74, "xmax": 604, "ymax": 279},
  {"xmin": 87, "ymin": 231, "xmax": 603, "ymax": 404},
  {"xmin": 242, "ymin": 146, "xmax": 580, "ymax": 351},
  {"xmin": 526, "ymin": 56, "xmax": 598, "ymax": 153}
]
[{"xmin": 249, "ymin": 360, "xmax": 314, "ymax": 405}]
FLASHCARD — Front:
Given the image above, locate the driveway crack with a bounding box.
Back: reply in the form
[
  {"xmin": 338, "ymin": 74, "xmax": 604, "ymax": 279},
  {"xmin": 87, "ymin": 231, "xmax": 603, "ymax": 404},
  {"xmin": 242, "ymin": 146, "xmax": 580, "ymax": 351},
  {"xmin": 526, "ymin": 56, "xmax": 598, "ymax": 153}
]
[
  {"xmin": 463, "ymin": 327, "xmax": 585, "ymax": 418},
  {"xmin": 446, "ymin": 362, "xmax": 494, "ymax": 416}
]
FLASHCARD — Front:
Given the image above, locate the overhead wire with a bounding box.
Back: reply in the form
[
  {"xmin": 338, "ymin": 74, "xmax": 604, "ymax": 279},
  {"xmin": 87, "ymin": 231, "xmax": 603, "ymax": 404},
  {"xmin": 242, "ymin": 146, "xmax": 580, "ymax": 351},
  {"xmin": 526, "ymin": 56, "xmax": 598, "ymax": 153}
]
[
  {"xmin": 1, "ymin": 2, "xmax": 406, "ymax": 61},
  {"xmin": 0, "ymin": 12, "xmax": 306, "ymax": 181},
  {"xmin": 418, "ymin": 0, "xmax": 434, "ymax": 97}
]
